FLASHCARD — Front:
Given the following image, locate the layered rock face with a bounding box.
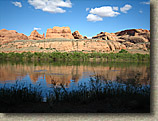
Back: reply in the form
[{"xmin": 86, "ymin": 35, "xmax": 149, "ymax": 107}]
[
  {"xmin": 46, "ymin": 26, "xmax": 74, "ymax": 39},
  {"xmin": 92, "ymin": 32, "xmax": 117, "ymax": 41},
  {"xmin": 72, "ymin": 31, "xmax": 83, "ymax": 39},
  {"xmin": 115, "ymin": 29, "xmax": 150, "ymax": 50},
  {"xmin": 115, "ymin": 29, "xmax": 150, "ymax": 43},
  {"xmin": 115, "ymin": 29, "xmax": 149, "ymax": 36},
  {"xmin": 92, "ymin": 29, "xmax": 150, "ymax": 43},
  {"xmin": 28, "ymin": 30, "xmax": 45, "ymax": 40},
  {"xmin": 91, "ymin": 29, "xmax": 150, "ymax": 51},
  {"xmin": 0, "ymin": 39, "xmax": 126, "ymax": 53},
  {"xmin": 0, "ymin": 29, "xmax": 28, "ymax": 45}
]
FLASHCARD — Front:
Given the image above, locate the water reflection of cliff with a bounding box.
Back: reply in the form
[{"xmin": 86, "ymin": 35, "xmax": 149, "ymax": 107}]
[{"xmin": 0, "ymin": 63, "xmax": 150, "ymax": 85}]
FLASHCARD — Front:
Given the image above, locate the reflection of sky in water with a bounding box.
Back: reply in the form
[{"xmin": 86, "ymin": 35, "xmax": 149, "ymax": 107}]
[
  {"xmin": 34, "ymin": 70, "xmax": 47, "ymax": 72},
  {"xmin": 0, "ymin": 62, "xmax": 150, "ymax": 100},
  {"xmin": 0, "ymin": 72, "xmax": 150, "ymax": 102}
]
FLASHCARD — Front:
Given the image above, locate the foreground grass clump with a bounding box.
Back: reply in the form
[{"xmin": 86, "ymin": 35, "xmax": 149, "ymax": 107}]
[
  {"xmin": 0, "ymin": 82, "xmax": 43, "ymax": 106},
  {"xmin": 47, "ymin": 75, "xmax": 150, "ymax": 105},
  {"xmin": 0, "ymin": 52, "xmax": 150, "ymax": 62},
  {"xmin": 0, "ymin": 75, "xmax": 150, "ymax": 113}
]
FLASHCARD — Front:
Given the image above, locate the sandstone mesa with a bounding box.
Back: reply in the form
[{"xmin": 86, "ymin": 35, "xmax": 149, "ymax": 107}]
[{"xmin": 46, "ymin": 26, "xmax": 74, "ymax": 39}]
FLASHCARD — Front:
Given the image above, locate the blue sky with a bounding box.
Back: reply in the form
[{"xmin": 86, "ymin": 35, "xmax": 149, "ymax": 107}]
[{"xmin": 0, "ymin": 0, "xmax": 150, "ymax": 37}]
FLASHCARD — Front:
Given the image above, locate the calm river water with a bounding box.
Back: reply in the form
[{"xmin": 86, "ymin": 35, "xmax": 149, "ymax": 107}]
[{"xmin": 0, "ymin": 61, "xmax": 150, "ymax": 88}]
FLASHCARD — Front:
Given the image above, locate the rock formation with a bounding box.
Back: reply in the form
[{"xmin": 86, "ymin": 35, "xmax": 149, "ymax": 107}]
[
  {"xmin": 115, "ymin": 29, "xmax": 149, "ymax": 36},
  {"xmin": 83, "ymin": 36, "xmax": 88, "ymax": 39},
  {"xmin": 0, "ymin": 28, "xmax": 150, "ymax": 53},
  {"xmin": 0, "ymin": 29, "xmax": 28, "ymax": 45},
  {"xmin": 72, "ymin": 31, "xmax": 83, "ymax": 39},
  {"xmin": 46, "ymin": 26, "xmax": 74, "ymax": 39},
  {"xmin": 92, "ymin": 32, "xmax": 117, "ymax": 41},
  {"xmin": 114, "ymin": 29, "xmax": 150, "ymax": 50},
  {"xmin": 28, "ymin": 30, "xmax": 45, "ymax": 40},
  {"xmin": 92, "ymin": 29, "xmax": 150, "ymax": 43},
  {"xmin": 115, "ymin": 29, "xmax": 150, "ymax": 43}
]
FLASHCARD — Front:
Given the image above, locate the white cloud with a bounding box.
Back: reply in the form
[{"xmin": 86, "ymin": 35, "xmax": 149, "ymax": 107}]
[
  {"xmin": 34, "ymin": 27, "xmax": 41, "ymax": 30},
  {"xmin": 87, "ymin": 14, "xmax": 103, "ymax": 22},
  {"xmin": 28, "ymin": 0, "xmax": 72, "ymax": 13},
  {"xmin": 113, "ymin": 7, "xmax": 118, "ymax": 11},
  {"xmin": 139, "ymin": 10, "xmax": 143, "ymax": 13},
  {"xmin": 86, "ymin": 6, "xmax": 120, "ymax": 22},
  {"xmin": 89, "ymin": 6, "xmax": 120, "ymax": 17},
  {"xmin": 12, "ymin": 2, "xmax": 22, "ymax": 8},
  {"xmin": 120, "ymin": 4, "xmax": 132, "ymax": 13},
  {"xmin": 141, "ymin": 1, "xmax": 150, "ymax": 5},
  {"xmin": 86, "ymin": 8, "xmax": 89, "ymax": 11}
]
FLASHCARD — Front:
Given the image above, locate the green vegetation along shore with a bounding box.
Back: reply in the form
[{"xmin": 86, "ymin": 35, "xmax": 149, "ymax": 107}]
[{"xmin": 0, "ymin": 50, "xmax": 150, "ymax": 62}]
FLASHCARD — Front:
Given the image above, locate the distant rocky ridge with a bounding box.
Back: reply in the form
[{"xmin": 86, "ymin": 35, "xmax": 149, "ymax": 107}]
[
  {"xmin": 92, "ymin": 29, "xmax": 150, "ymax": 43},
  {"xmin": 0, "ymin": 29, "xmax": 28, "ymax": 45},
  {"xmin": 91, "ymin": 29, "xmax": 150, "ymax": 51},
  {"xmin": 0, "ymin": 27, "xmax": 150, "ymax": 53}
]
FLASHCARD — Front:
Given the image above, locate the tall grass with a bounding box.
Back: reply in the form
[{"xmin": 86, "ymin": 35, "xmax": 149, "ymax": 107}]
[
  {"xmin": 0, "ymin": 81, "xmax": 43, "ymax": 106},
  {"xmin": 46, "ymin": 75, "xmax": 150, "ymax": 104},
  {"xmin": 0, "ymin": 75, "xmax": 150, "ymax": 112}
]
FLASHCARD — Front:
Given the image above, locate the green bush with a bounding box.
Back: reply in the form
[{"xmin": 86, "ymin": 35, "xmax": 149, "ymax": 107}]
[{"xmin": 119, "ymin": 49, "xmax": 128, "ymax": 53}]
